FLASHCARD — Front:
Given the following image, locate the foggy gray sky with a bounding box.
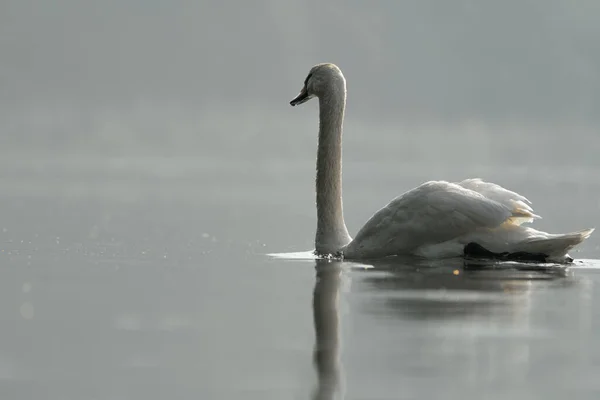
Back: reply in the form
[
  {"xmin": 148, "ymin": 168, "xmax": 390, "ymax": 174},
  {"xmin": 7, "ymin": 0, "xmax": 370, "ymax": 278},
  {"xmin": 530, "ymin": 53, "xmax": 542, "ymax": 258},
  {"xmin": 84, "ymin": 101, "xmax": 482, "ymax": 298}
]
[{"xmin": 1, "ymin": 0, "xmax": 599, "ymax": 154}]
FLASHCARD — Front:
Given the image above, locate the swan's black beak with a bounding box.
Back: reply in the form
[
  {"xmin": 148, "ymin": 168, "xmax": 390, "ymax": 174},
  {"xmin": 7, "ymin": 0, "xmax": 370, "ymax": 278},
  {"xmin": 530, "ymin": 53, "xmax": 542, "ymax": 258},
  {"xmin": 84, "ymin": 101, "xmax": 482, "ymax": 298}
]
[{"xmin": 290, "ymin": 87, "xmax": 311, "ymax": 106}]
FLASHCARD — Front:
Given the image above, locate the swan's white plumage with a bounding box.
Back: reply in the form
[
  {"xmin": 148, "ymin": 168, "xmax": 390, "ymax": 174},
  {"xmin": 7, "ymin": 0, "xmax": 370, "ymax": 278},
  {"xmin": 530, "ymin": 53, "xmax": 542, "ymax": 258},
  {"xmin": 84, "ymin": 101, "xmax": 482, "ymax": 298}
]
[
  {"xmin": 290, "ymin": 63, "xmax": 594, "ymax": 263},
  {"xmin": 457, "ymin": 178, "xmax": 540, "ymax": 224},
  {"xmin": 342, "ymin": 180, "xmax": 511, "ymax": 257},
  {"xmin": 341, "ymin": 179, "xmax": 593, "ymax": 262}
]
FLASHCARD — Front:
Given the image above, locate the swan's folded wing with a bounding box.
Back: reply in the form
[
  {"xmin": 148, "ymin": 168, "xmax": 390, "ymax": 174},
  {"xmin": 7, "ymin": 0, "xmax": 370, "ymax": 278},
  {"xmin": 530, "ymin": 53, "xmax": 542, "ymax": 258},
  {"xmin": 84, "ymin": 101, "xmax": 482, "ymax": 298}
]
[
  {"xmin": 457, "ymin": 178, "xmax": 540, "ymax": 223},
  {"xmin": 345, "ymin": 181, "xmax": 514, "ymax": 258}
]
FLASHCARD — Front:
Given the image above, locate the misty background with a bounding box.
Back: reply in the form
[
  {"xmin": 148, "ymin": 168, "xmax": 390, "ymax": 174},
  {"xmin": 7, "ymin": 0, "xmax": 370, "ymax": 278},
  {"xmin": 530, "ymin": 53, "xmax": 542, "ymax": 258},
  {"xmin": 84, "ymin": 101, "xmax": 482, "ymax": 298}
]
[
  {"xmin": 2, "ymin": 0, "xmax": 599, "ymax": 154},
  {"xmin": 2, "ymin": 0, "xmax": 598, "ymax": 253},
  {"xmin": 2, "ymin": 0, "xmax": 599, "ymax": 255}
]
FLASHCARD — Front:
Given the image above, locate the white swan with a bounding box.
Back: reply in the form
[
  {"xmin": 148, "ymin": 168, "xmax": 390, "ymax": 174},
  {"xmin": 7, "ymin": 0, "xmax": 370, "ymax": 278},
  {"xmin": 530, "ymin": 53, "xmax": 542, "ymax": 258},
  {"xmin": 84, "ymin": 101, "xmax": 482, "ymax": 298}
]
[{"xmin": 289, "ymin": 63, "xmax": 594, "ymax": 264}]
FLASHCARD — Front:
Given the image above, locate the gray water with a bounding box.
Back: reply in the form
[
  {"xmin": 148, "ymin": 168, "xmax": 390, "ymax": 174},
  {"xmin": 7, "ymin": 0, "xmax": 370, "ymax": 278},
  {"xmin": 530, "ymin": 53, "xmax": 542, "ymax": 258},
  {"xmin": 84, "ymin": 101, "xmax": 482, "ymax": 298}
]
[{"xmin": 1, "ymin": 152, "xmax": 599, "ymax": 400}]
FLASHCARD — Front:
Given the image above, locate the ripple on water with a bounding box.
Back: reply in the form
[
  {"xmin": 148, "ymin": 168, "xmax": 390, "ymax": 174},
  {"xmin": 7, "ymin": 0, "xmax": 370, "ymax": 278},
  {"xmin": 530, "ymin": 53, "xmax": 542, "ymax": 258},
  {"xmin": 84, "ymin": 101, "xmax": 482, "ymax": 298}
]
[
  {"xmin": 266, "ymin": 251, "xmax": 600, "ymax": 273},
  {"xmin": 266, "ymin": 250, "xmax": 317, "ymax": 260},
  {"xmin": 572, "ymin": 259, "xmax": 600, "ymax": 270}
]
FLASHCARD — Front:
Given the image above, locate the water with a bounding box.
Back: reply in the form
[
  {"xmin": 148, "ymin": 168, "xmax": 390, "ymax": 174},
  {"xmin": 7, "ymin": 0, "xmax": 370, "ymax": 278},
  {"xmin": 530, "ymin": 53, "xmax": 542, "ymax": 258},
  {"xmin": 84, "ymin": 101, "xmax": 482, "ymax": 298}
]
[{"xmin": 1, "ymin": 152, "xmax": 599, "ymax": 400}]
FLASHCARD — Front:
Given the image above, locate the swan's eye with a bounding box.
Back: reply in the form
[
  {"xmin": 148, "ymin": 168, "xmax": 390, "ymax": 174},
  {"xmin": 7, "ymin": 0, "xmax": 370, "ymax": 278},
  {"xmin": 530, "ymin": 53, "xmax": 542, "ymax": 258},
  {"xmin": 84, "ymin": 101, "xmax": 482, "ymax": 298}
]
[{"xmin": 304, "ymin": 73, "xmax": 313, "ymax": 87}]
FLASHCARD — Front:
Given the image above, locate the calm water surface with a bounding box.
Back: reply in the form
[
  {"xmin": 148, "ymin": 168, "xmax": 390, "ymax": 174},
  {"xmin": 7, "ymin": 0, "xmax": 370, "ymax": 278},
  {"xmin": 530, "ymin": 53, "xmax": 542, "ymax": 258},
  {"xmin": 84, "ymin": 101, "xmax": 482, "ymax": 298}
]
[{"xmin": 1, "ymin": 154, "xmax": 599, "ymax": 400}]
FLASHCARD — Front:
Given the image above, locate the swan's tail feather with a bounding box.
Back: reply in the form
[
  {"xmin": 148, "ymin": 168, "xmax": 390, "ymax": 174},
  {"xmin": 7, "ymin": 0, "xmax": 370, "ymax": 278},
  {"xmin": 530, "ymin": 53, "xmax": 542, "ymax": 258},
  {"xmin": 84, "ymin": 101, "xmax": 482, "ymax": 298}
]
[
  {"xmin": 465, "ymin": 228, "xmax": 594, "ymax": 264},
  {"xmin": 522, "ymin": 228, "xmax": 595, "ymax": 262}
]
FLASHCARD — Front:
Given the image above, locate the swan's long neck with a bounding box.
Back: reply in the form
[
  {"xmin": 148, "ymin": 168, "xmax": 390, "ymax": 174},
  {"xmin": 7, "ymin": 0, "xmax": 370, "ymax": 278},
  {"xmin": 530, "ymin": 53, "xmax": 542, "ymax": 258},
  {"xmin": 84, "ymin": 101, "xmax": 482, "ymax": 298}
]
[{"xmin": 315, "ymin": 83, "xmax": 351, "ymax": 254}]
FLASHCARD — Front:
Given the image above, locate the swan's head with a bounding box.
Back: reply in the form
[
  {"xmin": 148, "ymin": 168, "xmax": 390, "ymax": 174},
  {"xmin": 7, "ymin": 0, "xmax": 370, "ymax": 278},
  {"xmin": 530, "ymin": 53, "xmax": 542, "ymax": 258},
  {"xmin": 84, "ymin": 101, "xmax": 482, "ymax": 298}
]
[{"xmin": 290, "ymin": 63, "xmax": 346, "ymax": 106}]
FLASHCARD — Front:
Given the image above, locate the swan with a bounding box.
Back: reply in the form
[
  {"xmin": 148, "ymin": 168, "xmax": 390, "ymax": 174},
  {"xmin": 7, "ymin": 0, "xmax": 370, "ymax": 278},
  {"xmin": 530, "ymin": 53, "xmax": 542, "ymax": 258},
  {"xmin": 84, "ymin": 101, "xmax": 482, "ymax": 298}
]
[{"xmin": 289, "ymin": 63, "xmax": 594, "ymax": 264}]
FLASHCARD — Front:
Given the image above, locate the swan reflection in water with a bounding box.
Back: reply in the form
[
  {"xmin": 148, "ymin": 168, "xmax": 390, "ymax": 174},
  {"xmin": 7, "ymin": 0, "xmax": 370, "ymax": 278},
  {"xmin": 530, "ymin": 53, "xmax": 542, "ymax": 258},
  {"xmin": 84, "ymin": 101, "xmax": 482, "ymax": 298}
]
[
  {"xmin": 353, "ymin": 257, "xmax": 574, "ymax": 320},
  {"xmin": 309, "ymin": 256, "xmax": 575, "ymax": 399},
  {"xmin": 312, "ymin": 259, "xmax": 345, "ymax": 400}
]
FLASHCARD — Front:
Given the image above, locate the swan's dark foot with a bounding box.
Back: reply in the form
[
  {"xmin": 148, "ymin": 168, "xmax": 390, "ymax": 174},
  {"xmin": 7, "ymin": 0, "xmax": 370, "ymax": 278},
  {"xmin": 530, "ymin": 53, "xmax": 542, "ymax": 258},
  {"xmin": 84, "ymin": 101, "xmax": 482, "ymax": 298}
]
[
  {"xmin": 463, "ymin": 242, "xmax": 549, "ymax": 263},
  {"xmin": 313, "ymin": 249, "xmax": 344, "ymax": 261}
]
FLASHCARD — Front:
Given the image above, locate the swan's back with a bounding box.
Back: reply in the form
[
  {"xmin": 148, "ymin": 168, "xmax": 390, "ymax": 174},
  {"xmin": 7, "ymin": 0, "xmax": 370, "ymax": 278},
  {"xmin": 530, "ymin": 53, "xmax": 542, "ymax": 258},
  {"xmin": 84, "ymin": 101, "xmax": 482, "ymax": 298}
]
[
  {"xmin": 343, "ymin": 179, "xmax": 593, "ymax": 263},
  {"xmin": 344, "ymin": 181, "xmax": 510, "ymax": 257}
]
